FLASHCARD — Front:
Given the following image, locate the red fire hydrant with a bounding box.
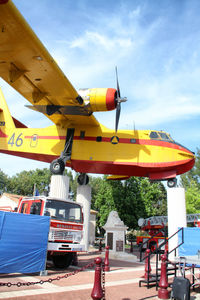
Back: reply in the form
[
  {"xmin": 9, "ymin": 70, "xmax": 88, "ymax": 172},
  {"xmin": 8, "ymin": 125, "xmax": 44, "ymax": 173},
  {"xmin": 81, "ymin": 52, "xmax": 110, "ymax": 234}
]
[
  {"xmin": 91, "ymin": 257, "xmax": 104, "ymax": 300},
  {"xmin": 104, "ymin": 246, "xmax": 110, "ymax": 272},
  {"xmin": 158, "ymin": 253, "xmax": 169, "ymax": 299}
]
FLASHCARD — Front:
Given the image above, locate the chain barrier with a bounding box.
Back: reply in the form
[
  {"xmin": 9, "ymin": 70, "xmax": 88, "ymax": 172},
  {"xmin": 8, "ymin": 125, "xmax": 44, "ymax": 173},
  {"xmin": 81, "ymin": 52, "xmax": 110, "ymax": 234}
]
[
  {"xmin": 0, "ymin": 262, "xmax": 94, "ymax": 288},
  {"xmin": 102, "ymin": 262, "xmax": 105, "ymax": 300}
]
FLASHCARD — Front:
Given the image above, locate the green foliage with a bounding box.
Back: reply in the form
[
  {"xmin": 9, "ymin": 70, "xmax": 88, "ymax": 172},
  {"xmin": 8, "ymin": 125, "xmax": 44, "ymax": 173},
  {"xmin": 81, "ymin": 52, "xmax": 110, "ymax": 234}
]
[
  {"xmin": 9, "ymin": 168, "xmax": 51, "ymax": 195},
  {"xmin": 0, "ymin": 169, "xmax": 10, "ymax": 193},
  {"xmin": 93, "ymin": 176, "xmax": 167, "ymax": 232}
]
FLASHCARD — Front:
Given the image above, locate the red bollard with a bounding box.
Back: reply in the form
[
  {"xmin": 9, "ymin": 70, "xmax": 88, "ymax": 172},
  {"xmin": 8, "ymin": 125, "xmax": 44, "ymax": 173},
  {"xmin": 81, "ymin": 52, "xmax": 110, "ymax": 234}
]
[
  {"xmin": 91, "ymin": 257, "xmax": 104, "ymax": 300},
  {"xmin": 142, "ymin": 249, "xmax": 152, "ymax": 280},
  {"xmin": 158, "ymin": 253, "xmax": 169, "ymax": 299},
  {"xmin": 104, "ymin": 246, "xmax": 110, "ymax": 272}
]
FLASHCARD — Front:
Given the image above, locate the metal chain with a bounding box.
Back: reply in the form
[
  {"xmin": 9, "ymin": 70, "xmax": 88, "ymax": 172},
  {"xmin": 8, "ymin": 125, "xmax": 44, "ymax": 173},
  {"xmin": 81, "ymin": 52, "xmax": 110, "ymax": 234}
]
[
  {"xmin": 102, "ymin": 262, "xmax": 106, "ymax": 300},
  {"xmin": 0, "ymin": 262, "xmax": 94, "ymax": 288}
]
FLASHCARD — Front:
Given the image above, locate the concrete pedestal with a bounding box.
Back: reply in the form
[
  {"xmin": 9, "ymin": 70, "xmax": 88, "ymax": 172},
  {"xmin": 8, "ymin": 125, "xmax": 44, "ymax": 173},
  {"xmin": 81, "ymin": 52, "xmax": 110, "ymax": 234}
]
[
  {"xmin": 167, "ymin": 187, "xmax": 187, "ymax": 260},
  {"xmin": 76, "ymin": 185, "xmax": 91, "ymax": 252},
  {"xmin": 49, "ymin": 175, "xmax": 69, "ymax": 199}
]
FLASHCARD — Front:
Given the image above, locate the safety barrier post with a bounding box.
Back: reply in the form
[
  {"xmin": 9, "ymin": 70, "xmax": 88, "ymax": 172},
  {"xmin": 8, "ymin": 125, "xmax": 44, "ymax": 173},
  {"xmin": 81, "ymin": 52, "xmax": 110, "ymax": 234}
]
[
  {"xmin": 91, "ymin": 257, "xmax": 104, "ymax": 300},
  {"xmin": 104, "ymin": 246, "xmax": 110, "ymax": 272},
  {"xmin": 158, "ymin": 253, "xmax": 169, "ymax": 299},
  {"xmin": 143, "ymin": 249, "xmax": 152, "ymax": 280}
]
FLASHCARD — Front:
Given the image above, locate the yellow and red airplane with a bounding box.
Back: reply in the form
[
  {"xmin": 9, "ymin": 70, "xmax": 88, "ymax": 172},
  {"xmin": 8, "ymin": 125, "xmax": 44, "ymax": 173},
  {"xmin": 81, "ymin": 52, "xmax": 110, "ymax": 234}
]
[{"xmin": 0, "ymin": 0, "xmax": 195, "ymax": 187}]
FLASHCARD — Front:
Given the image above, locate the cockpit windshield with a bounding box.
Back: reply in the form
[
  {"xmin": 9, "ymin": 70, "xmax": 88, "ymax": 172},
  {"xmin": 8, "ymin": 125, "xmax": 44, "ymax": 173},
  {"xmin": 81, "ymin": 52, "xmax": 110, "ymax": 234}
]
[
  {"xmin": 150, "ymin": 131, "xmax": 173, "ymax": 142},
  {"xmin": 44, "ymin": 199, "xmax": 82, "ymax": 223}
]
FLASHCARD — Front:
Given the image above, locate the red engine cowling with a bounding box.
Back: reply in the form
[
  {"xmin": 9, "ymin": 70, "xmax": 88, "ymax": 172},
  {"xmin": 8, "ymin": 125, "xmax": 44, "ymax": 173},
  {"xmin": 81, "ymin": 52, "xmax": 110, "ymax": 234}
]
[{"xmin": 79, "ymin": 88, "xmax": 117, "ymax": 112}]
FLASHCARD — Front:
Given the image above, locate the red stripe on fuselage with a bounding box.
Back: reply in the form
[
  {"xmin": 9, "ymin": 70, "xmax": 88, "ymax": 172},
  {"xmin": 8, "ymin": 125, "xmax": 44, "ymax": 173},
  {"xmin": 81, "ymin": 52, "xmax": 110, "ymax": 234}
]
[
  {"xmin": 6, "ymin": 132, "xmax": 192, "ymax": 154},
  {"xmin": 0, "ymin": 129, "xmax": 192, "ymax": 154}
]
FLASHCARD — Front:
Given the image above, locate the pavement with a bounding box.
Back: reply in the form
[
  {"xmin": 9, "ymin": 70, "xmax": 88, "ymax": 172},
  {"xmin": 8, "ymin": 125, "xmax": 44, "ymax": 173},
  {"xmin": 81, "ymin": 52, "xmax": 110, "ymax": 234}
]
[{"xmin": 0, "ymin": 248, "xmax": 200, "ymax": 300}]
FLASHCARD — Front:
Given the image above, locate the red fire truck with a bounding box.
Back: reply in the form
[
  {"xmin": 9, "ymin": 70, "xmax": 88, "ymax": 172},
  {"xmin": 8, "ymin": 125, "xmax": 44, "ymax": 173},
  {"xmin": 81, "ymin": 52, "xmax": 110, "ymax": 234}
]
[
  {"xmin": 17, "ymin": 196, "xmax": 85, "ymax": 268},
  {"xmin": 137, "ymin": 214, "xmax": 200, "ymax": 252},
  {"xmin": 136, "ymin": 217, "xmax": 167, "ymax": 252}
]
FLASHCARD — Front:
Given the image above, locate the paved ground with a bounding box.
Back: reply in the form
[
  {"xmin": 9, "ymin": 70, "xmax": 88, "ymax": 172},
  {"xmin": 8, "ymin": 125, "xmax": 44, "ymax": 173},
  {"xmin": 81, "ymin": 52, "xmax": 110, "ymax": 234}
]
[{"xmin": 0, "ymin": 248, "xmax": 200, "ymax": 299}]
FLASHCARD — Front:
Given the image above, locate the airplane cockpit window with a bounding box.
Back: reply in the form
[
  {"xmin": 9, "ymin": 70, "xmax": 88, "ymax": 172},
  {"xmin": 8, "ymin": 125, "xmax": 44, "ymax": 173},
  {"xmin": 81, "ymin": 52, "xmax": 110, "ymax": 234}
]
[
  {"xmin": 150, "ymin": 131, "xmax": 173, "ymax": 142},
  {"xmin": 150, "ymin": 131, "xmax": 159, "ymax": 139},
  {"xmin": 159, "ymin": 132, "xmax": 171, "ymax": 141}
]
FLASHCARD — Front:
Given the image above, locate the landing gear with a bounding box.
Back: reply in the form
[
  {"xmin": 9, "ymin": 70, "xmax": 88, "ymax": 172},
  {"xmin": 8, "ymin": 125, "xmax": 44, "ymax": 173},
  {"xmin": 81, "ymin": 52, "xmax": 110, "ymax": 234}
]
[
  {"xmin": 77, "ymin": 173, "xmax": 89, "ymax": 185},
  {"xmin": 50, "ymin": 128, "xmax": 75, "ymax": 175},
  {"xmin": 50, "ymin": 158, "xmax": 65, "ymax": 175},
  {"xmin": 167, "ymin": 178, "xmax": 177, "ymax": 188}
]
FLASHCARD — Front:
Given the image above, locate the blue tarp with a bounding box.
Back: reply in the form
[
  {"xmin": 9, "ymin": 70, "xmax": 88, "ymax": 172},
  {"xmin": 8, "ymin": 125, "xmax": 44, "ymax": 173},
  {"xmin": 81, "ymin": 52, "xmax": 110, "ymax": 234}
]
[
  {"xmin": 178, "ymin": 227, "xmax": 200, "ymax": 256},
  {"xmin": 0, "ymin": 211, "xmax": 50, "ymax": 273}
]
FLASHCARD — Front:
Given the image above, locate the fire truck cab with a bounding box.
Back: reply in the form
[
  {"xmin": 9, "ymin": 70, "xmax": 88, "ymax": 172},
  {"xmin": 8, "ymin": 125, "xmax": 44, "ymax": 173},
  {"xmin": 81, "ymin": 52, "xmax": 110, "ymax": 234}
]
[{"xmin": 18, "ymin": 196, "xmax": 85, "ymax": 268}]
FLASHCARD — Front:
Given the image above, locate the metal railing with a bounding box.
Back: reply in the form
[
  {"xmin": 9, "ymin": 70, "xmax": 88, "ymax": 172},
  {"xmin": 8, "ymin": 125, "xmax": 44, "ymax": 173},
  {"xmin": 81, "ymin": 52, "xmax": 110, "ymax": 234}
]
[{"xmin": 139, "ymin": 227, "xmax": 184, "ymax": 289}]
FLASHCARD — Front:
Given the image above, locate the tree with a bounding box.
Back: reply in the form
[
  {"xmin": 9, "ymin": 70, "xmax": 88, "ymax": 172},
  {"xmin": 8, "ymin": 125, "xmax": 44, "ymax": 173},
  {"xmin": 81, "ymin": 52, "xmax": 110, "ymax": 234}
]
[
  {"xmin": 93, "ymin": 176, "xmax": 167, "ymax": 232},
  {"xmin": 185, "ymin": 180, "xmax": 200, "ymax": 213},
  {"xmin": 9, "ymin": 168, "xmax": 51, "ymax": 195},
  {"xmin": 0, "ymin": 169, "xmax": 9, "ymax": 194}
]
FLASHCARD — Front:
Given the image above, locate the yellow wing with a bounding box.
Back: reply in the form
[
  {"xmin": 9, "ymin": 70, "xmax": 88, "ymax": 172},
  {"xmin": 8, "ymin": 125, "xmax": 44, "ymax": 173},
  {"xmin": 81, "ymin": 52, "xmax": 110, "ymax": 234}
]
[{"xmin": 0, "ymin": 1, "xmax": 99, "ymax": 127}]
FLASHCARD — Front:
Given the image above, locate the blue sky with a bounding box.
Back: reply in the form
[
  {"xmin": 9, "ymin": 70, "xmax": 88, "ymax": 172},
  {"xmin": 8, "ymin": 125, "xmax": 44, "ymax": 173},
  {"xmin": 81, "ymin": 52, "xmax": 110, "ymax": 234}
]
[{"xmin": 1, "ymin": 0, "xmax": 200, "ymax": 176}]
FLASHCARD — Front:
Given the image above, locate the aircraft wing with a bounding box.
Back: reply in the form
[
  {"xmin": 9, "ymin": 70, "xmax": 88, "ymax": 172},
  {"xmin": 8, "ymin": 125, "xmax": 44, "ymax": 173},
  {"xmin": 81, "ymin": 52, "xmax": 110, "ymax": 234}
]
[{"xmin": 0, "ymin": 1, "xmax": 99, "ymax": 127}]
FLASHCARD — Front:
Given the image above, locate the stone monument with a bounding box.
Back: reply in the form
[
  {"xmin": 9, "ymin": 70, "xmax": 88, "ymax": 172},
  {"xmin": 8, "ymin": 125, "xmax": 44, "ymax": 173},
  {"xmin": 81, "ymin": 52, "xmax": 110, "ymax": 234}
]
[{"xmin": 103, "ymin": 211, "xmax": 127, "ymax": 253}]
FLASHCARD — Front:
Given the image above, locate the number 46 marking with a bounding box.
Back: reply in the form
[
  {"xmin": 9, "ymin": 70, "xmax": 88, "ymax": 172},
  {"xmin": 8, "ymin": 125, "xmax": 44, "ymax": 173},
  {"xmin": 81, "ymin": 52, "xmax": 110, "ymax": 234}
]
[{"xmin": 8, "ymin": 133, "xmax": 23, "ymax": 147}]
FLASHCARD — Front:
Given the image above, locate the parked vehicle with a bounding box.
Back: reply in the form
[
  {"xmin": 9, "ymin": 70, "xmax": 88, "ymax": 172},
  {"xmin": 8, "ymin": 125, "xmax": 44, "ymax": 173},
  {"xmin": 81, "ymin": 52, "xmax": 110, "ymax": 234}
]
[{"xmin": 17, "ymin": 196, "xmax": 85, "ymax": 268}]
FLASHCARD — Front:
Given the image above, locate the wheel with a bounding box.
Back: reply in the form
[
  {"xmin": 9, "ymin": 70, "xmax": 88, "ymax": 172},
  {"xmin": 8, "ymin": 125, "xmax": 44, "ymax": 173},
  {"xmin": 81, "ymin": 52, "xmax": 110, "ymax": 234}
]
[
  {"xmin": 167, "ymin": 178, "xmax": 177, "ymax": 188},
  {"xmin": 50, "ymin": 159, "xmax": 65, "ymax": 175},
  {"xmin": 52, "ymin": 253, "xmax": 73, "ymax": 269},
  {"xmin": 77, "ymin": 173, "xmax": 89, "ymax": 185}
]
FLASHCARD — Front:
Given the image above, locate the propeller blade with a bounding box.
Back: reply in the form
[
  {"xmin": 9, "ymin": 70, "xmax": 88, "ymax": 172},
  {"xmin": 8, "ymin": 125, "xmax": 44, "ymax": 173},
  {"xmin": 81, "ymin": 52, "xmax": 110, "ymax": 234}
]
[
  {"xmin": 115, "ymin": 66, "xmax": 121, "ymax": 98},
  {"xmin": 115, "ymin": 102, "xmax": 121, "ymax": 132}
]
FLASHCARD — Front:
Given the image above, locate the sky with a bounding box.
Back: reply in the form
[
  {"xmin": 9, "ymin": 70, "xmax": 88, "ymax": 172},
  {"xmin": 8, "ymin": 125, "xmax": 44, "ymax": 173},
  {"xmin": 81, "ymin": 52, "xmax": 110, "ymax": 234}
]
[{"xmin": 1, "ymin": 0, "xmax": 200, "ymax": 176}]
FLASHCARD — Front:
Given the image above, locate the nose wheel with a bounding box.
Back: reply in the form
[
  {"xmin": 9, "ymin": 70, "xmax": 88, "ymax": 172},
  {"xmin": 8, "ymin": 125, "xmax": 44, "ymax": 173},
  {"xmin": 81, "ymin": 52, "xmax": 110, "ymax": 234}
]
[
  {"xmin": 167, "ymin": 178, "xmax": 177, "ymax": 188},
  {"xmin": 77, "ymin": 173, "xmax": 89, "ymax": 185}
]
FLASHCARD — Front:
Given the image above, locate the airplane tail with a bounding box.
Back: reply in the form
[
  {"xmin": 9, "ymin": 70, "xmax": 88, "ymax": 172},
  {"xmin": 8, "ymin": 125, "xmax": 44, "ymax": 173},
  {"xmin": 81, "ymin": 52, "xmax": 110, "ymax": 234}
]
[
  {"xmin": 0, "ymin": 88, "xmax": 27, "ymax": 129},
  {"xmin": 0, "ymin": 88, "xmax": 15, "ymax": 128}
]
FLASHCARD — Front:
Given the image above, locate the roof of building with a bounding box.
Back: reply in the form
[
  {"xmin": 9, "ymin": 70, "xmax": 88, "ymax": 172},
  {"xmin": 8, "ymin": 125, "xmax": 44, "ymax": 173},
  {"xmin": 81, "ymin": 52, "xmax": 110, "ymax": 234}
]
[{"xmin": 0, "ymin": 193, "xmax": 23, "ymax": 205}]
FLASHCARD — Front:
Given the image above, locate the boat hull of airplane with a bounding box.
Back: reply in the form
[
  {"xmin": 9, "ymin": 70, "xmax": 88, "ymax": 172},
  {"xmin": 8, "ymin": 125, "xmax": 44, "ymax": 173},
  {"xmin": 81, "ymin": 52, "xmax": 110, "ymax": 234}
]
[{"xmin": 0, "ymin": 147, "xmax": 195, "ymax": 182}]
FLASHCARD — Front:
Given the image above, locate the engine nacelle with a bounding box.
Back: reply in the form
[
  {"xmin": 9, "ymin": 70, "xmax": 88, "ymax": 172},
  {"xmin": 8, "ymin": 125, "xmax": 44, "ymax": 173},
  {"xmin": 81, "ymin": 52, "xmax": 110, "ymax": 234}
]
[{"xmin": 78, "ymin": 88, "xmax": 117, "ymax": 112}]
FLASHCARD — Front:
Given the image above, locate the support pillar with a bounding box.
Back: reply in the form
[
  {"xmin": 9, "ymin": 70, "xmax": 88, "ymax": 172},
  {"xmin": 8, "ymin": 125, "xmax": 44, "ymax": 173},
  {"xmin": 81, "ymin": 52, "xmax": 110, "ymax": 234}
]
[
  {"xmin": 167, "ymin": 187, "xmax": 187, "ymax": 260},
  {"xmin": 49, "ymin": 175, "xmax": 69, "ymax": 199},
  {"xmin": 76, "ymin": 184, "xmax": 91, "ymax": 252}
]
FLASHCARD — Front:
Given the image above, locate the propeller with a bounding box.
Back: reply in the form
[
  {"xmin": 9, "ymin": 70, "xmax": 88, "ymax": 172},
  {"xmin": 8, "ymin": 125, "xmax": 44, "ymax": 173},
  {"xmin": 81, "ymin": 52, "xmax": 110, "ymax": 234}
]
[{"xmin": 115, "ymin": 67, "xmax": 127, "ymax": 132}]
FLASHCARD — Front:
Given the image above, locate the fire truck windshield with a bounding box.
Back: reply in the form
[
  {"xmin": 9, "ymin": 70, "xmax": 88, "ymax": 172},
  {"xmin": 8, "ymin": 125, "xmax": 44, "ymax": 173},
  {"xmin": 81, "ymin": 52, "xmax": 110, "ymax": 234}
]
[{"xmin": 44, "ymin": 199, "xmax": 82, "ymax": 223}]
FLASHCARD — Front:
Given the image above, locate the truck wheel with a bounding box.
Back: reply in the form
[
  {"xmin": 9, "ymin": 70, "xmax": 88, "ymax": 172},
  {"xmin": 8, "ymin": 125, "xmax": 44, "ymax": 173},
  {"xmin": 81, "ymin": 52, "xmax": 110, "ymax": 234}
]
[{"xmin": 52, "ymin": 253, "xmax": 73, "ymax": 269}]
